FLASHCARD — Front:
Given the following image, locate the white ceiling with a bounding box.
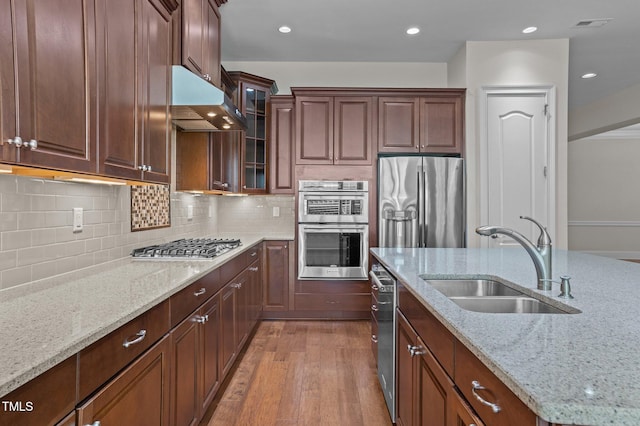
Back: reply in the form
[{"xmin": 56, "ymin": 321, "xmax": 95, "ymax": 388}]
[{"xmin": 219, "ymin": 0, "xmax": 640, "ymax": 110}]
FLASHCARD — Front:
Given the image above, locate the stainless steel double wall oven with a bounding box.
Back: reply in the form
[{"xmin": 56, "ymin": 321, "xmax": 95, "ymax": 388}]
[{"xmin": 298, "ymin": 180, "xmax": 369, "ymax": 280}]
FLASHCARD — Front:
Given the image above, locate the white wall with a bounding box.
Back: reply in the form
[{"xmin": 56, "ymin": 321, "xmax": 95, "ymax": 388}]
[
  {"xmin": 222, "ymin": 61, "xmax": 448, "ymax": 93},
  {"xmin": 568, "ymin": 134, "xmax": 640, "ymax": 259},
  {"xmin": 449, "ymin": 39, "xmax": 570, "ymax": 248},
  {"xmin": 569, "ymin": 82, "xmax": 640, "ymax": 141}
]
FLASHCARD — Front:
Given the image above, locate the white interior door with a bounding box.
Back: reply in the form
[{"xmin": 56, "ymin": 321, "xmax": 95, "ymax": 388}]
[{"xmin": 480, "ymin": 87, "xmax": 555, "ymax": 247}]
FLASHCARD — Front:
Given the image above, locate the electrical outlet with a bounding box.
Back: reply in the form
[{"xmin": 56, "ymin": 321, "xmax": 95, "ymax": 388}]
[
  {"xmin": 73, "ymin": 207, "xmax": 83, "ymax": 232},
  {"xmin": 272, "ymin": 206, "xmax": 280, "ymax": 217},
  {"xmin": 187, "ymin": 205, "xmax": 194, "ymax": 220}
]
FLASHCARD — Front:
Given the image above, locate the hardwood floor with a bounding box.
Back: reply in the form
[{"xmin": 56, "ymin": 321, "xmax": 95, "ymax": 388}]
[{"xmin": 204, "ymin": 320, "xmax": 393, "ymax": 426}]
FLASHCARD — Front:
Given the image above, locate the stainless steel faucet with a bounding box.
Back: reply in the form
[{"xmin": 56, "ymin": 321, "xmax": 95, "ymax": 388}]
[{"xmin": 476, "ymin": 216, "xmax": 553, "ymax": 290}]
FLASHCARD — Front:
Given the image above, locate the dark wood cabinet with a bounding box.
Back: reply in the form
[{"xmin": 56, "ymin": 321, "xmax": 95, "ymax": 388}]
[
  {"xmin": 180, "ymin": 0, "xmax": 220, "ymax": 87},
  {"xmin": 263, "ymin": 241, "xmax": 290, "ymax": 312},
  {"xmin": 0, "ymin": 0, "xmax": 17, "ymax": 163},
  {"xmin": 0, "ymin": 356, "xmax": 76, "ymax": 426},
  {"xmin": 378, "ymin": 90, "xmax": 465, "ymax": 155},
  {"xmin": 397, "ymin": 311, "xmax": 456, "ymax": 426},
  {"xmin": 396, "ymin": 279, "xmax": 539, "ymax": 426},
  {"xmin": 5, "ymin": 0, "xmax": 97, "ymax": 172},
  {"xmin": 220, "ymin": 281, "xmax": 237, "ymax": 377},
  {"xmin": 1, "ymin": 0, "xmax": 174, "ymax": 183},
  {"xmin": 228, "ymin": 72, "xmax": 277, "ymax": 193},
  {"xmin": 170, "ymin": 293, "xmax": 221, "ymax": 426},
  {"xmin": 175, "ymin": 130, "xmax": 240, "ymax": 193},
  {"xmin": 98, "ymin": 0, "xmax": 172, "ymax": 183},
  {"xmin": 77, "ymin": 334, "xmax": 171, "ymax": 426},
  {"xmin": 378, "ymin": 97, "xmax": 419, "ymax": 153},
  {"xmin": 295, "ymin": 94, "xmax": 373, "ymax": 165},
  {"xmin": 269, "ymin": 96, "xmax": 295, "ymax": 194},
  {"xmin": 170, "ymin": 311, "xmax": 200, "ymax": 426}
]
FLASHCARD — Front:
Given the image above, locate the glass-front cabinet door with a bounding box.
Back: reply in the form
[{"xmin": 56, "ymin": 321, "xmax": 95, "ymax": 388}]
[{"xmin": 230, "ymin": 72, "xmax": 277, "ymax": 194}]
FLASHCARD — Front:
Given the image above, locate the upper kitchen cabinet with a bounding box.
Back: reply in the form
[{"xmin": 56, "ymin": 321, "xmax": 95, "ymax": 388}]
[
  {"xmin": 378, "ymin": 90, "xmax": 465, "ymax": 155},
  {"xmin": 1, "ymin": 0, "xmax": 97, "ymax": 172},
  {"xmin": 179, "ymin": 0, "xmax": 221, "ymax": 87},
  {"xmin": 97, "ymin": 0, "xmax": 175, "ymax": 184},
  {"xmin": 294, "ymin": 91, "xmax": 374, "ymax": 165},
  {"xmin": 0, "ymin": 0, "xmax": 17, "ymax": 163},
  {"xmin": 269, "ymin": 96, "xmax": 295, "ymax": 194},
  {"xmin": 228, "ymin": 71, "xmax": 277, "ymax": 194}
]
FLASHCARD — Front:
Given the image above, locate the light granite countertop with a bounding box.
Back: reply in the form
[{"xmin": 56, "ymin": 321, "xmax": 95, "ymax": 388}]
[
  {"xmin": 371, "ymin": 247, "xmax": 640, "ymax": 426},
  {"xmin": 0, "ymin": 233, "xmax": 293, "ymax": 398}
]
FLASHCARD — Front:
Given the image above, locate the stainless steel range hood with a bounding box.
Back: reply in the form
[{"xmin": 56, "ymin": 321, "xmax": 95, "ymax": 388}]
[{"xmin": 171, "ymin": 65, "xmax": 247, "ymax": 131}]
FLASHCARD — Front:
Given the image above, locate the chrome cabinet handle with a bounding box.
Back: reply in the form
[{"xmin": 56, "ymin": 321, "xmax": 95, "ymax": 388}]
[
  {"xmin": 6, "ymin": 136, "xmax": 22, "ymax": 147},
  {"xmin": 193, "ymin": 288, "xmax": 206, "ymax": 297},
  {"xmin": 250, "ymin": 251, "xmax": 257, "ymax": 257},
  {"xmin": 249, "ymin": 266, "xmax": 258, "ymax": 272},
  {"xmin": 138, "ymin": 165, "xmax": 147, "ymax": 171},
  {"xmin": 231, "ymin": 283, "xmax": 242, "ymax": 289},
  {"xmin": 471, "ymin": 380, "xmax": 501, "ymax": 413},
  {"xmin": 147, "ymin": 165, "xmax": 152, "ymax": 172},
  {"xmin": 194, "ymin": 314, "xmax": 208, "ymax": 324},
  {"xmin": 85, "ymin": 421, "xmax": 101, "ymax": 426},
  {"xmin": 22, "ymin": 139, "xmax": 37, "ymax": 150},
  {"xmin": 371, "ymin": 304, "xmax": 378, "ymax": 312},
  {"xmin": 407, "ymin": 345, "xmax": 425, "ymax": 357},
  {"xmin": 203, "ymin": 73, "xmax": 211, "ymax": 81},
  {"xmin": 371, "ymin": 334, "xmax": 378, "ymax": 343},
  {"xmin": 371, "ymin": 283, "xmax": 379, "ymax": 291},
  {"xmin": 122, "ymin": 329, "xmax": 147, "ymax": 348}
]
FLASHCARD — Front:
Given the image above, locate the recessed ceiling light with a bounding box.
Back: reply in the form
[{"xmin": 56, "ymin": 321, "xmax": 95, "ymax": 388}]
[
  {"xmin": 278, "ymin": 26, "xmax": 291, "ymax": 34},
  {"xmin": 206, "ymin": 112, "xmax": 216, "ymax": 117},
  {"xmin": 522, "ymin": 26, "xmax": 538, "ymax": 34},
  {"xmin": 406, "ymin": 27, "xmax": 420, "ymax": 35},
  {"xmin": 581, "ymin": 72, "xmax": 598, "ymax": 79}
]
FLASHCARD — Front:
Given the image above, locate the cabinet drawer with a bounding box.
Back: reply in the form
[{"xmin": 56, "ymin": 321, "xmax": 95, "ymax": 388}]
[
  {"xmin": 170, "ymin": 269, "xmax": 221, "ymax": 327},
  {"xmin": 220, "ymin": 252, "xmax": 248, "ymax": 284},
  {"xmin": 455, "ymin": 343, "xmax": 536, "ymax": 426},
  {"xmin": 78, "ymin": 300, "xmax": 170, "ymax": 400},
  {"xmin": 398, "ymin": 282, "xmax": 454, "ymax": 376},
  {"xmin": 295, "ymin": 293, "xmax": 370, "ymax": 311},
  {"xmin": 0, "ymin": 356, "xmax": 76, "ymax": 426}
]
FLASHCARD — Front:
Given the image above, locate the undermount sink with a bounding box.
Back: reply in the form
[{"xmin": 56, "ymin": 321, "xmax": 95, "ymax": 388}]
[
  {"xmin": 421, "ymin": 277, "xmax": 578, "ymax": 314},
  {"xmin": 449, "ymin": 296, "xmax": 569, "ymax": 314},
  {"xmin": 425, "ymin": 279, "xmax": 524, "ymax": 297}
]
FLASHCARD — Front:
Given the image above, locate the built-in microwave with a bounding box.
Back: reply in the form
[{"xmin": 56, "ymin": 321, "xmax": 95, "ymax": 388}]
[
  {"xmin": 298, "ymin": 180, "xmax": 368, "ymax": 223},
  {"xmin": 298, "ymin": 223, "xmax": 369, "ymax": 280}
]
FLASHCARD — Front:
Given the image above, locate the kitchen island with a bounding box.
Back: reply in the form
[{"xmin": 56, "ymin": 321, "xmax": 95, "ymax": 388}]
[{"xmin": 371, "ymin": 247, "xmax": 640, "ymax": 426}]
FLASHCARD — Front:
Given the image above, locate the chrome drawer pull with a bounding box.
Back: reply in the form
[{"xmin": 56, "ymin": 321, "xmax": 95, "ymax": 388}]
[
  {"xmin": 371, "ymin": 283, "xmax": 379, "ymax": 291},
  {"xmin": 408, "ymin": 345, "xmax": 425, "ymax": 357},
  {"xmin": 86, "ymin": 421, "xmax": 101, "ymax": 426},
  {"xmin": 371, "ymin": 334, "xmax": 378, "ymax": 343},
  {"xmin": 249, "ymin": 266, "xmax": 258, "ymax": 272},
  {"xmin": 371, "ymin": 304, "xmax": 378, "ymax": 311},
  {"xmin": 471, "ymin": 380, "xmax": 501, "ymax": 413},
  {"xmin": 193, "ymin": 288, "xmax": 206, "ymax": 297},
  {"xmin": 250, "ymin": 251, "xmax": 257, "ymax": 257},
  {"xmin": 194, "ymin": 314, "xmax": 209, "ymax": 324},
  {"xmin": 122, "ymin": 329, "xmax": 147, "ymax": 348}
]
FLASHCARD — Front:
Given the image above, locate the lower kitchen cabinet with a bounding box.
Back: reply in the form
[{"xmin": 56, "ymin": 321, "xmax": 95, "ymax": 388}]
[
  {"xmin": 263, "ymin": 240, "xmax": 289, "ymax": 312},
  {"xmin": 396, "ymin": 280, "xmax": 538, "ymax": 426},
  {"xmin": 76, "ymin": 334, "xmax": 171, "ymax": 426},
  {"xmin": 170, "ymin": 294, "xmax": 221, "ymax": 426},
  {"xmin": 397, "ymin": 311, "xmax": 458, "ymax": 426}
]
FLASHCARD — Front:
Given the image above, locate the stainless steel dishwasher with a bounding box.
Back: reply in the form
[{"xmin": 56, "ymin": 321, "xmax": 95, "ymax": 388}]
[{"xmin": 370, "ymin": 263, "xmax": 396, "ymax": 422}]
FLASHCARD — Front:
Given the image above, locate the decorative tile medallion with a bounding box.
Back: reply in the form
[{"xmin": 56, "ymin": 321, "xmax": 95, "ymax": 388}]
[{"xmin": 131, "ymin": 184, "xmax": 171, "ymax": 231}]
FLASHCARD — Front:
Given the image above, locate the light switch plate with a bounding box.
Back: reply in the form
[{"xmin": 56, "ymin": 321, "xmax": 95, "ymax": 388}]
[
  {"xmin": 272, "ymin": 206, "xmax": 280, "ymax": 217},
  {"xmin": 73, "ymin": 207, "xmax": 83, "ymax": 232},
  {"xmin": 187, "ymin": 205, "xmax": 194, "ymax": 220}
]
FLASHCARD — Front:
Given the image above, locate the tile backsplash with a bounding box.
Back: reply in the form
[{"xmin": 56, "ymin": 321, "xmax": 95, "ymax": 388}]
[{"xmin": 0, "ymin": 174, "xmax": 294, "ymax": 290}]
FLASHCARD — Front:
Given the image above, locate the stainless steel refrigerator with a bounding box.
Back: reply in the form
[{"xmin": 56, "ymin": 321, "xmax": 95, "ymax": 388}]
[{"xmin": 378, "ymin": 155, "xmax": 465, "ymax": 248}]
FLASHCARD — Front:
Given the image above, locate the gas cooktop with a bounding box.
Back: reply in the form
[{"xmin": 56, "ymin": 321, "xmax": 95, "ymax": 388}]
[{"xmin": 131, "ymin": 238, "xmax": 242, "ymax": 259}]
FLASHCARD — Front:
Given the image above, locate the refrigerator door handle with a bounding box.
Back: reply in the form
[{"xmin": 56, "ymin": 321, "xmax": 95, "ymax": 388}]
[{"xmin": 417, "ymin": 166, "xmax": 425, "ymax": 247}]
